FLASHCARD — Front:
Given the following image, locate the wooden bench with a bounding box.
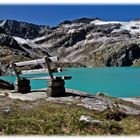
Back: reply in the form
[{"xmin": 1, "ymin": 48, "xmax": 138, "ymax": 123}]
[{"xmin": 10, "ymin": 56, "xmax": 72, "ymax": 96}]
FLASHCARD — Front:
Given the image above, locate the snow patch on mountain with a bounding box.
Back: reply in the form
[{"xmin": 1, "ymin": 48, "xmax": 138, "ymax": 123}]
[
  {"xmin": 67, "ymin": 29, "xmax": 76, "ymax": 34},
  {"xmin": 0, "ymin": 20, "xmax": 7, "ymax": 27},
  {"xmin": 13, "ymin": 36, "xmax": 29, "ymax": 44},
  {"xmin": 90, "ymin": 20, "xmax": 124, "ymax": 25},
  {"xmin": 32, "ymin": 35, "xmax": 47, "ymax": 43},
  {"xmin": 90, "ymin": 19, "xmax": 140, "ymax": 36},
  {"xmin": 121, "ymin": 21, "xmax": 140, "ymax": 34}
]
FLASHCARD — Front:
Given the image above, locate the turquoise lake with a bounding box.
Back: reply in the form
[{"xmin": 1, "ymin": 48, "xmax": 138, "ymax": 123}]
[{"xmin": 0, "ymin": 67, "xmax": 140, "ymax": 98}]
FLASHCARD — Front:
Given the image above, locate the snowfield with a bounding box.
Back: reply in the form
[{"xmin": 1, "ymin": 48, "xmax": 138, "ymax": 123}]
[{"xmin": 90, "ymin": 19, "xmax": 140, "ymax": 35}]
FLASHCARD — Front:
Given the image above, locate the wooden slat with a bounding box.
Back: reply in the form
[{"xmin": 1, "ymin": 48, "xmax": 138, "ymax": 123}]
[
  {"xmin": 14, "ymin": 56, "xmax": 59, "ymax": 67},
  {"xmin": 21, "ymin": 68, "xmax": 48, "ymax": 74},
  {"xmin": 26, "ymin": 76, "xmax": 72, "ymax": 80},
  {"xmin": 21, "ymin": 68, "xmax": 62, "ymax": 74}
]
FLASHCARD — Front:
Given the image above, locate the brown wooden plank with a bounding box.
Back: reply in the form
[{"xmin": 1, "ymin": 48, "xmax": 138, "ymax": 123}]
[
  {"xmin": 44, "ymin": 56, "xmax": 54, "ymax": 80},
  {"xmin": 10, "ymin": 62, "xmax": 20, "ymax": 80}
]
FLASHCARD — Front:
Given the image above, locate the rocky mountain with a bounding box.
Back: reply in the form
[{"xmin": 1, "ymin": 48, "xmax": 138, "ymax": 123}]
[
  {"xmin": 0, "ymin": 19, "xmax": 47, "ymax": 39},
  {"xmin": 1, "ymin": 18, "xmax": 140, "ymax": 75}
]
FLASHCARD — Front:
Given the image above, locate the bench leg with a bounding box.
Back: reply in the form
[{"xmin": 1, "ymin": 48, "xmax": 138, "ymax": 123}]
[
  {"xmin": 15, "ymin": 78, "xmax": 31, "ymax": 93},
  {"xmin": 47, "ymin": 79, "xmax": 66, "ymax": 97}
]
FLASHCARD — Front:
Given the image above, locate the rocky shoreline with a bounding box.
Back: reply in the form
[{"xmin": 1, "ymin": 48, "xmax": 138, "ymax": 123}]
[{"xmin": 0, "ymin": 88, "xmax": 140, "ymax": 115}]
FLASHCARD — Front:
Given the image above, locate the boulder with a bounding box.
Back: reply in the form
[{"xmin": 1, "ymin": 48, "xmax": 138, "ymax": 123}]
[
  {"xmin": 79, "ymin": 115, "xmax": 103, "ymax": 125},
  {"xmin": 0, "ymin": 79, "xmax": 14, "ymax": 90},
  {"xmin": 80, "ymin": 97, "xmax": 109, "ymax": 111}
]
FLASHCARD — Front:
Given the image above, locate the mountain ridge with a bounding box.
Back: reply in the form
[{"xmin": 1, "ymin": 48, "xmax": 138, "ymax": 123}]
[{"xmin": 1, "ymin": 17, "xmax": 140, "ymax": 75}]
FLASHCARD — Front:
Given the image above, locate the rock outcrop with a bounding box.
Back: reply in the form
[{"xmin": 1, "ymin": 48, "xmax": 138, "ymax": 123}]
[{"xmin": 105, "ymin": 43, "xmax": 140, "ymax": 66}]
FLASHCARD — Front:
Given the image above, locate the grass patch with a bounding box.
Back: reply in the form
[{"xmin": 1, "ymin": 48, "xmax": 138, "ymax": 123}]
[{"xmin": 0, "ymin": 100, "xmax": 140, "ymax": 135}]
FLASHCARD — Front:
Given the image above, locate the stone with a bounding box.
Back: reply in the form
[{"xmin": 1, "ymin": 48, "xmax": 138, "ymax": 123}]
[
  {"xmin": 8, "ymin": 91, "xmax": 47, "ymax": 101},
  {"xmin": 14, "ymin": 78, "xmax": 31, "ymax": 93},
  {"xmin": 2, "ymin": 106, "xmax": 11, "ymax": 114},
  {"xmin": 80, "ymin": 97, "xmax": 109, "ymax": 111},
  {"xmin": 96, "ymin": 92, "xmax": 105, "ymax": 96},
  {"xmin": 47, "ymin": 79, "xmax": 65, "ymax": 87},
  {"xmin": 79, "ymin": 115, "xmax": 103, "ymax": 125},
  {"xmin": 118, "ymin": 104, "xmax": 140, "ymax": 115},
  {"xmin": 47, "ymin": 79, "xmax": 66, "ymax": 97},
  {"xmin": 47, "ymin": 87, "xmax": 65, "ymax": 97}
]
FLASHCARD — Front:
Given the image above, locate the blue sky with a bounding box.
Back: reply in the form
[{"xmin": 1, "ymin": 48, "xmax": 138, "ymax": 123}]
[{"xmin": 0, "ymin": 5, "xmax": 140, "ymax": 26}]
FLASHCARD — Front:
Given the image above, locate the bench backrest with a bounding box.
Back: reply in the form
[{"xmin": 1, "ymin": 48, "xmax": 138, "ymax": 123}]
[{"xmin": 11, "ymin": 56, "xmax": 59, "ymax": 80}]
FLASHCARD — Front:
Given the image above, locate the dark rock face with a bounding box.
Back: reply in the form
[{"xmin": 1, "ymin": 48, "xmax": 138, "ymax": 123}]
[
  {"xmin": 0, "ymin": 27, "xmax": 5, "ymax": 34},
  {"xmin": 111, "ymin": 29, "xmax": 131, "ymax": 38},
  {"xmin": 93, "ymin": 24, "xmax": 122, "ymax": 36},
  {"xmin": 0, "ymin": 34, "xmax": 27, "ymax": 53},
  {"xmin": 0, "ymin": 19, "xmax": 46, "ymax": 39},
  {"xmin": 57, "ymin": 29, "xmax": 87, "ymax": 48},
  {"xmin": 72, "ymin": 17, "xmax": 100, "ymax": 24},
  {"xmin": 58, "ymin": 20, "xmax": 72, "ymax": 26},
  {"xmin": 68, "ymin": 29, "xmax": 87, "ymax": 46},
  {"xmin": 58, "ymin": 18, "xmax": 100, "ymax": 26},
  {"xmin": 106, "ymin": 43, "xmax": 140, "ymax": 66}
]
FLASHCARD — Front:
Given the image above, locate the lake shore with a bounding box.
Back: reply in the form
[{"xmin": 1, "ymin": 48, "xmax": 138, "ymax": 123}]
[{"xmin": 0, "ymin": 88, "xmax": 140, "ymax": 115}]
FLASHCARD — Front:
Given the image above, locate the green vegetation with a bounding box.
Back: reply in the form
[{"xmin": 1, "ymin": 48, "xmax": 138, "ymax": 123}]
[{"xmin": 0, "ymin": 100, "xmax": 140, "ymax": 135}]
